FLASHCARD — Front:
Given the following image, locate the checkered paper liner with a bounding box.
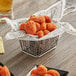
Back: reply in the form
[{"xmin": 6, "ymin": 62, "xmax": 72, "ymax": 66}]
[
  {"xmin": 0, "ymin": 0, "xmax": 76, "ymax": 57},
  {"xmin": 1, "ymin": 0, "xmax": 76, "ymax": 41}
]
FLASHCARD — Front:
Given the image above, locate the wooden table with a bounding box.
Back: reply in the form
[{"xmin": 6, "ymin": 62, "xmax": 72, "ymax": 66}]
[{"xmin": 0, "ymin": 0, "xmax": 76, "ymax": 76}]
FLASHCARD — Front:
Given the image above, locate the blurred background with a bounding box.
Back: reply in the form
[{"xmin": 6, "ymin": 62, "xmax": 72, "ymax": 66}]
[
  {"xmin": 0, "ymin": 0, "xmax": 76, "ymax": 76},
  {"xmin": 13, "ymin": 0, "xmax": 76, "ymax": 19}
]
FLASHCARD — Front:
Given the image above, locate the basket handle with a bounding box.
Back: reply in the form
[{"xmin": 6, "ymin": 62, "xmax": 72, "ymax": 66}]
[
  {"xmin": 63, "ymin": 5, "xmax": 76, "ymax": 17},
  {"xmin": 0, "ymin": 18, "xmax": 16, "ymax": 31},
  {"xmin": 61, "ymin": 5, "xmax": 76, "ymax": 35},
  {"xmin": 58, "ymin": 22, "xmax": 76, "ymax": 35}
]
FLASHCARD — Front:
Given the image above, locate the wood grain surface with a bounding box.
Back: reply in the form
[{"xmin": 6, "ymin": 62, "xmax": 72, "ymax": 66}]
[{"xmin": 0, "ymin": 0, "xmax": 76, "ymax": 76}]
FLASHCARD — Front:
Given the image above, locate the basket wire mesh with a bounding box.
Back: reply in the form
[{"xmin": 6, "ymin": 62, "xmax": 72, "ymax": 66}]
[{"xmin": 20, "ymin": 36, "xmax": 59, "ymax": 57}]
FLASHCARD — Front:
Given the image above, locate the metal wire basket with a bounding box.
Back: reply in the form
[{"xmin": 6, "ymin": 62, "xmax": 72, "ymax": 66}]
[{"xmin": 19, "ymin": 36, "xmax": 59, "ymax": 57}]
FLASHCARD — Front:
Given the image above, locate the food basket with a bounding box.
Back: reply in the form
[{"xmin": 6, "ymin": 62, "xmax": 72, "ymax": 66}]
[{"xmin": 0, "ymin": 0, "xmax": 76, "ymax": 57}]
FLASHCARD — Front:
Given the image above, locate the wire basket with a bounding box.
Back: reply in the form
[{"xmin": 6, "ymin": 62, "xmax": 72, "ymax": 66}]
[
  {"xmin": 2, "ymin": 0, "xmax": 76, "ymax": 57},
  {"xmin": 19, "ymin": 36, "xmax": 59, "ymax": 57}
]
